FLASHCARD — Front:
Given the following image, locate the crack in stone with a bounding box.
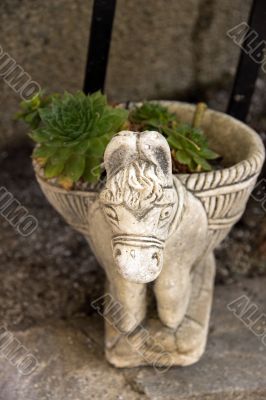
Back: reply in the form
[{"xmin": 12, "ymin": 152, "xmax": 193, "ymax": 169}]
[{"xmin": 122, "ymin": 371, "xmax": 149, "ymax": 398}]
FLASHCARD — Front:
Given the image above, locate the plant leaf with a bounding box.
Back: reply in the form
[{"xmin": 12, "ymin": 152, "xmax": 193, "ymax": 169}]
[
  {"xmin": 32, "ymin": 145, "xmax": 57, "ymax": 159},
  {"xmin": 83, "ymin": 155, "xmax": 102, "ymax": 183},
  {"xmin": 63, "ymin": 154, "xmax": 86, "ymax": 182},
  {"xmin": 198, "ymin": 147, "xmax": 220, "ymax": 160},
  {"xmin": 44, "ymin": 158, "xmax": 65, "ymax": 178},
  {"xmin": 167, "ymin": 135, "xmax": 182, "ymax": 150},
  {"xmin": 186, "ymin": 149, "xmax": 212, "ymax": 171},
  {"xmin": 175, "ymin": 150, "xmax": 192, "ymax": 166}
]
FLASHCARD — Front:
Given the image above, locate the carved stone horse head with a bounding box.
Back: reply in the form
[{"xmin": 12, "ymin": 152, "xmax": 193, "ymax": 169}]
[{"xmin": 100, "ymin": 131, "xmax": 180, "ymax": 283}]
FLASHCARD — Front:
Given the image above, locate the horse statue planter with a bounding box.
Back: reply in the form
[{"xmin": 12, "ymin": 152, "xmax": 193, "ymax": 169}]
[{"xmin": 35, "ymin": 102, "xmax": 265, "ymax": 369}]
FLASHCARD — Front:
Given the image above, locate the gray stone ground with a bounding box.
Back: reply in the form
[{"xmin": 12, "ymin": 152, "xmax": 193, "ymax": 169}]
[
  {"xmin": 0, "ymin": 142, "xmax": 265, "ymax": 399},
  {"xmin": 0, "ymin": 277, "xmax": 266, "ymax": 400}
]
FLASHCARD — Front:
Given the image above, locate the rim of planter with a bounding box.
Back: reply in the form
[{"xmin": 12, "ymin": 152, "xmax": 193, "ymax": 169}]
[{"xmin": 34, "ymin": 101, "xmax": 265, "ymax": 194}]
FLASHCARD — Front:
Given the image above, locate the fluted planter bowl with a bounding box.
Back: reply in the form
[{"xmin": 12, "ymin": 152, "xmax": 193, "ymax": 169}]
[{"xmin": 34, "ymin": 101, "xmax": 265, "ymax": 369}]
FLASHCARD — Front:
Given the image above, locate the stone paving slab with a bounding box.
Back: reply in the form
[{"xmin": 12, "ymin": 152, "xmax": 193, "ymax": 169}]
[{"xmin": 0, "ymin": 278, "xmax": 265, "ymax": 400}]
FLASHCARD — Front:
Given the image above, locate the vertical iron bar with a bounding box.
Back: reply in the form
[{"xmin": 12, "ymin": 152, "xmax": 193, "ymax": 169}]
[
  {"xmin": 83, "ymin": 0, "xmax": 117, "ymax": 94},
  {"xmin": 227, "ymin": 0, "xmax": 266, "ymax": 121}
]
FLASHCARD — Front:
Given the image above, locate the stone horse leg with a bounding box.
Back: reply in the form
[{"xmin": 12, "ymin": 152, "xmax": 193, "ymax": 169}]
[
  {"xmin": 175, "ymin": 251, "xmax": 216, "ymax": 362},
  {"xmin": 105, "ymin": 269, "xmax": 147, "ymax": 334},
  {"xmin": 154, "ymin": 189, "xmax": 209, "ymax": 331}
]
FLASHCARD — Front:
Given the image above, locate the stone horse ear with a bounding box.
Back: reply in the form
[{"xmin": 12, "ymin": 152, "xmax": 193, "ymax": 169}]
[
  {"xmin": 103, "ymin": 131, "xmax": 138, "ymax": 179},
  {"xmin": 138, "ymin": 130, "xmax": 173, "ymax": 186},
  {"xmin": 103, "ymin": 130, "xmax": 173, "ymax": 186}
]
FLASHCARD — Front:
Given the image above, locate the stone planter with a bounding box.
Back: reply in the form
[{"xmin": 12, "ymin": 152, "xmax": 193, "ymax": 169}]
[{"xmin": 34, "ymin": 101, "xmax": 265, "ymax": 369}]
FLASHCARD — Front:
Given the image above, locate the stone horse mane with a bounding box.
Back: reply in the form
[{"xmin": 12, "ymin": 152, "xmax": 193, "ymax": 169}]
[
  {"xmin": 100, "ymin": 157, "xmax": 186, "ymax": 238},
  {"xmin": 100, "ymin": 159, "xmax": 172, "ymax": 211}
]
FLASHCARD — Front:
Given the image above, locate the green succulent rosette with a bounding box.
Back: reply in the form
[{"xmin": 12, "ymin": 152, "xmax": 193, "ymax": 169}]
[{"xmin": 18, "ymin": 91, "xmax": 128, "ymax": 184}]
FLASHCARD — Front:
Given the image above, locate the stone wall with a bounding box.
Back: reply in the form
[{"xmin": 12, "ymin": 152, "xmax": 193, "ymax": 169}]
[{"xmin": 0, "ymin": 0, "xmax": 260, "ymax": 147}]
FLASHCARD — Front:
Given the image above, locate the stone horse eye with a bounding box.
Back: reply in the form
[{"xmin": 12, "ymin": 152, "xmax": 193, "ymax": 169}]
[
  {"xmin": 104, "ymin": 206, "xmax": 118, "ymax": 224},
  {"xmin": 158, "ymin": 205, "xmax": 173, "ymax": 227}
]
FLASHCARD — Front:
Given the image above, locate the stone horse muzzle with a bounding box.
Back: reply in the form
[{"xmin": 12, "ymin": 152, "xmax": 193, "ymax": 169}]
[{"xmin": 112, "ymin": 234, "xmax": 165, "ymax": 283}]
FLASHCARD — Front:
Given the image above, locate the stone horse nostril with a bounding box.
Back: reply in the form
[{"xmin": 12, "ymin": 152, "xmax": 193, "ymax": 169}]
[
  {"xmin": 115, "ymin": 248, "xmax": 122, "ymax": 257},
  {"xmin": 152, "ymin": 252, "xmax": 160, "ymax": 265},
  {"xmin": 130, "ymin": 249, "xmax": 135, "ymax": 259}
]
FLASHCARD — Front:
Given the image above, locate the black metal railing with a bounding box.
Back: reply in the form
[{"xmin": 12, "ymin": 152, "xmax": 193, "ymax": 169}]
[
  {"xmin": 83, "ymin": 0, "xmax": 116, "ymax": 94},
  {"xmin": 227, "ymin": 0, "xmax": 266, "ymax": 121},
  {"xmin": 84, "ymin": 0, "xmax": 266, "ymax": 124}
]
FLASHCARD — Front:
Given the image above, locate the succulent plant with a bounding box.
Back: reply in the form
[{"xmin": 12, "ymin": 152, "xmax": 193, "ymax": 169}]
[
  {"xmin": 17, "ymin": 91, "xmax": 220, "ymax": 190},
  {"xmin": 17, "ymin": 91, "xmax": 128, "ymax": 187},
  {"xmin": 129, "ymin": 102, "xmax": 220, "ymax": 172}
]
